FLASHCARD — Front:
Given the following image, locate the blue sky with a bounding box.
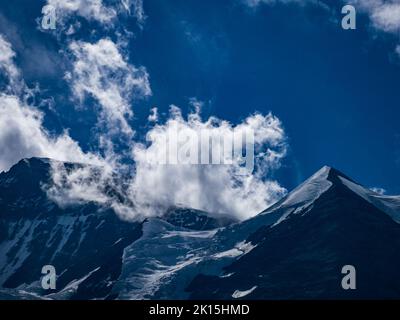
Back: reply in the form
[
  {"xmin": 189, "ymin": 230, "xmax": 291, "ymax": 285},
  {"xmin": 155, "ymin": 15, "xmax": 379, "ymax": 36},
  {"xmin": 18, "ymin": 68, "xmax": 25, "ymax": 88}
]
[
  {"xmin": 0, "ymin": 0, "xmax": 400, "ymax": 218},
  {"xmin": 130, "ymin": 0, "xmax": 400, "ymax": 192}
]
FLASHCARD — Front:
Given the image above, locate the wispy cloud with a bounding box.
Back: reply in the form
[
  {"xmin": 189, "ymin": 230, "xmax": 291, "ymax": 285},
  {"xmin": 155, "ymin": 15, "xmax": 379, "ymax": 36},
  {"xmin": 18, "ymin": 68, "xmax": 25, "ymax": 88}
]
[
  {"xmin": 66, "ymin": 38, "xmax": 151, "ymax": 137},
  {"xmin": 47, "ymin": 104, "xmax": 288, "ymax": 221},
  {"xmin": 0, "ymin": 35, "xmax": 22, "ymax": 93},
  {"xmin": 128, "ymin": 106, "xmax": 287, "ymax": 220},
  {"xmin": 42, "ymin": 0, "xmax": 147, "ymax": 33},
  {"xmin": 351, "ymin": 0, "xmax": 400, "ymax": 34},
  {"xmin": 0, "ymin": 94, "xmax": 103, "ymax": 172},
  {"xmin": 129, "ymin": 0, "xmax": 147, "ymax": 28},
  {"xmin": 0, "ymin": 35, "xmax": 103, "ymax": 173},
  {"xmin": 46, "ymin": 0, "xmax": 117, "ymax": 25}
]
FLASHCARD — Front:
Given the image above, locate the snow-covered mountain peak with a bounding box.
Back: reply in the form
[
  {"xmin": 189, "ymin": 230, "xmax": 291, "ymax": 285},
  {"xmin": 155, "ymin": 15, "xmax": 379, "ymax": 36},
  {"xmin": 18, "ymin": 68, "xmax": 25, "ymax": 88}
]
[
  {"xmin": 314, "ymin": 165, "xmax": 331, "ymax": 175},
  {"xmin": 261, "ymin": 165, "xmax": 333, "ymax": 216},
  {"xmin": 265, "ymin": 164, "xmax": 400, "ymax": 224}
]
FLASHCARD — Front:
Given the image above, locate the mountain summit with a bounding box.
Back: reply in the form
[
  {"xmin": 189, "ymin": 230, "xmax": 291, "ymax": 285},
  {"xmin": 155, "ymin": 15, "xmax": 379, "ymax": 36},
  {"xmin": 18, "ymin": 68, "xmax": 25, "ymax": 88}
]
[
  {"xmin": 188, "ymin": 165, "xmax": 400, "ymax": 299},
  {"xmin": 1, "ymin": 159, "xmax": 400, "ymax": 299}
]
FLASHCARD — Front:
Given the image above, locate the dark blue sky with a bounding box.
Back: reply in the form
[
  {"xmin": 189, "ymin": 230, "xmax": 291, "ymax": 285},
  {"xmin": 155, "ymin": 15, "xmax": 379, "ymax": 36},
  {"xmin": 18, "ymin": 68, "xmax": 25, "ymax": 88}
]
[{"xmin": 1, "ymin": 0, "xmax": 400, "ymax": 194}]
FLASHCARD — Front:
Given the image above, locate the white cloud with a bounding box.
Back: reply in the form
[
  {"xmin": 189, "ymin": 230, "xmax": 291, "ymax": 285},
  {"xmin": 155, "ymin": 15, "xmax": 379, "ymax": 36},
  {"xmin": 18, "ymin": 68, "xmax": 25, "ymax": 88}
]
[
  {"xmin": 0, "ymin": 35, "xmax": 103, "ymax": 173},
  {"xmin": 127, "ymin": 107, "xmax": 287, "ymax": 220},
  {"xmin": 66, "ymin": 38, "xmax": 151, "ymax": 137},
  {"xmin": 43, "ymin": 0, "xmax": 147, "ymax": 32},
  {"xmin": 0, "ymin": 94, "xmax": 103, "ymax": 173},
  {"xmin": 0, "ymin": 35, "xmax": 22, "ymax": 93},
  {"xmin": 0, "ymin": 95, "xmax": 120, "ymax": 215},
  {"xmin": 46, "ymin": 105, "xmax": 288, "ymax": 221},
  {"xmin": 371, "ymin": 3, "xmax": 400, "ymax": 33},
  {"xmin": 350, "ymin": 0, "xmax": 400, "ymax": 33},
  {"xmin": 46, "ymin": 159, "xmax": 116, "ymax": 206},
  {"xmin": 46, "ymin": 0, "xmax": 117, "ymax": 24},
  {"xmin": 123, "ymin": 0, "xmax": 147, "ymax": 27},
  {"xmin": 189, "ymin": 97, "xmax": 203, "ymax": 114}
]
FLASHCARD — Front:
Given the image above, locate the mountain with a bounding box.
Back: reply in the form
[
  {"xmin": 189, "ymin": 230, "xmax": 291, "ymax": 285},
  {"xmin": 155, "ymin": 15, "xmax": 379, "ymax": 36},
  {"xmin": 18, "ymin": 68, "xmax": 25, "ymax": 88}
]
[
  {"xmin": 187, "ymin": 166, "xmax": 400, "ymax": 299},
  {"xmin": 1, "ymin": 159, "xmax": 400, "ymax": 299},
  {"xmin": 0, "ymin": 158, "xmax": 144, "ymax": 299},
  {"xmin": 0, "ymin": 158, "xmax": 233, "ymax": 299}
]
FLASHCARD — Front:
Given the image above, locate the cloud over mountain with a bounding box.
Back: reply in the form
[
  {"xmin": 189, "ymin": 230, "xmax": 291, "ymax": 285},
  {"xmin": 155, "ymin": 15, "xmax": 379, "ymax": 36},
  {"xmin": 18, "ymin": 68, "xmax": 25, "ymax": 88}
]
[{"xmin": 0, "ymin": 35, "xmax": 103, "ymax": 173}]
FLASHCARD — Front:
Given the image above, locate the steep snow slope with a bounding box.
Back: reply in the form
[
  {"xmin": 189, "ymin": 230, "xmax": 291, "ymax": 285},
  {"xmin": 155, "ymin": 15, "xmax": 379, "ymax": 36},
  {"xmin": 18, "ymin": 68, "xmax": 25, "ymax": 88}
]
[
  {"xmin": 110, "ymin": 167, "xmax": 337, "ymax": 299},
  {"xmin": 112, "ymin": 218, "xmax": 217, "ymax": 299}
]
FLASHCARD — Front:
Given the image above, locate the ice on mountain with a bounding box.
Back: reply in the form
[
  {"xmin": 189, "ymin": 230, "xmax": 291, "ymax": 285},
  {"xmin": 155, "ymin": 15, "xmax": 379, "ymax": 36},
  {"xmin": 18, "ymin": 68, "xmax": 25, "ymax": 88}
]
[
  {"xmin": 213, "ymin": 241, "xmax": 256, "ymax": 259},
  {"xmin": 232, "ymin": 286, "xmax": 257, "ymax": 298},
  {"xmin": 273, "ymin": 166, "xmax": 332, "ymax": 210}
]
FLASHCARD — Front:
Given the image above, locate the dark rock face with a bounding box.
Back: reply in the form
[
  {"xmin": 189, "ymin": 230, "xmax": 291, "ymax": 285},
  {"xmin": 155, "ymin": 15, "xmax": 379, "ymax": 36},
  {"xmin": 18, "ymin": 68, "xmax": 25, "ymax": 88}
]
[{"xmin": 0, "ymin": 158, "xmax": 143, "ymax": 300}]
